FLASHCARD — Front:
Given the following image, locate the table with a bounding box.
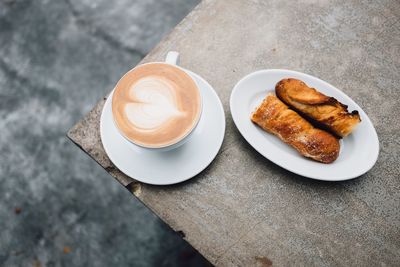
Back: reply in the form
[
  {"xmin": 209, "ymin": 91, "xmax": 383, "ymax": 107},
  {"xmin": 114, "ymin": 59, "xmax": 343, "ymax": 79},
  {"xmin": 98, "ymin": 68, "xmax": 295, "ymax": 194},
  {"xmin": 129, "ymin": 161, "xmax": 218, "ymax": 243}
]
[{"xmin": 67, "ymin": 0, "xmax": 400, "ymax": 266}]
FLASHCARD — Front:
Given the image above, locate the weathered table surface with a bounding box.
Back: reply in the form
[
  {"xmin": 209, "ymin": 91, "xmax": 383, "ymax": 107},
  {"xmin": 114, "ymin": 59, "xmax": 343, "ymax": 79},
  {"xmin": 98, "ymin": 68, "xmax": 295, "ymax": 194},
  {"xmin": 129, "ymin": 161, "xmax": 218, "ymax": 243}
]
[{"xmin": 68, "ymin": 0, "xmax": 400, "ymax": 266}]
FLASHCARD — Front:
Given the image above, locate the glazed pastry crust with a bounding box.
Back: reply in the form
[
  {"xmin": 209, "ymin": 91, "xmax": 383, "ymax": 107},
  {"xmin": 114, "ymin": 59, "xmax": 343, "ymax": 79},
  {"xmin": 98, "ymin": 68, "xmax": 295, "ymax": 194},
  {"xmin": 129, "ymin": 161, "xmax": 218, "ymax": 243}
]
[
  {"xmin": 275, "ymin": 78, "xmax": 361, "ymax": 137},
  {"xmin": 251, "ymin": 94, "xmax": 340, "ymax": 163}
]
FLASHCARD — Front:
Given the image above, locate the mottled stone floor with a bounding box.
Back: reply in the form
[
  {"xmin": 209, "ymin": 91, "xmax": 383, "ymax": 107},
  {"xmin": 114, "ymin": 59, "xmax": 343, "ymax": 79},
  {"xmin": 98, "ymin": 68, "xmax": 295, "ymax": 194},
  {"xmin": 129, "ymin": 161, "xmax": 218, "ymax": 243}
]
[{"xmin": 0, "ymin": 0, "xmax": 210, "ymax": 266}]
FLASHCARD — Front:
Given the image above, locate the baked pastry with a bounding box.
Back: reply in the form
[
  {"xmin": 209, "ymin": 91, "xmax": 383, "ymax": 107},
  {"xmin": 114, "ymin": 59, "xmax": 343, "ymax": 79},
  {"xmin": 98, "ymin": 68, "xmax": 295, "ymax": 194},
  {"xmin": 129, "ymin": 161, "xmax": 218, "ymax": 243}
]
[
  {"xmin": 251, "ymin": 94, "xmax": 340, "ymax": 163},
  {"xmin": 275, "ymin": 78, "xmax": 361, "ymax": 138}
]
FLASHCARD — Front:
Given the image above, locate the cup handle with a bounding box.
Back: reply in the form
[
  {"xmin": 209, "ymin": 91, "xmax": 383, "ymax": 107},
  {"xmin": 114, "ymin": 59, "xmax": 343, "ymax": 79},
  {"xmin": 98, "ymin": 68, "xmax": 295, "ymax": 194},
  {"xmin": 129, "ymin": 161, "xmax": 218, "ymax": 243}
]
[{"xmin": 165, "ymin": 51, "xmax": 180, "ymax": 66}]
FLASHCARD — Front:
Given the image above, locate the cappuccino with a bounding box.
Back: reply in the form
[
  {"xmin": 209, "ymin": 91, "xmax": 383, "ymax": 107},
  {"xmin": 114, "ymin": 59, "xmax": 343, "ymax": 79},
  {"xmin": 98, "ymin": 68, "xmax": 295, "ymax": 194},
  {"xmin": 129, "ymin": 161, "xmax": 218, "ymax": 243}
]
[{"xmin": 112, "ymin": 63, "xmax": 201, "ymax": 148}]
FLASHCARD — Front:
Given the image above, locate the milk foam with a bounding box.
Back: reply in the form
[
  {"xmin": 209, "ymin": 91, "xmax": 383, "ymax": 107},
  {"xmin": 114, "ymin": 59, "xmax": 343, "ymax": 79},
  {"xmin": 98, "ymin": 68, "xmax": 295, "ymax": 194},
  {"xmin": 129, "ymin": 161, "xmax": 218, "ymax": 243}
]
[{"xmin": 124, "ymin": 77, "xmax": 184, "ymax": 130}]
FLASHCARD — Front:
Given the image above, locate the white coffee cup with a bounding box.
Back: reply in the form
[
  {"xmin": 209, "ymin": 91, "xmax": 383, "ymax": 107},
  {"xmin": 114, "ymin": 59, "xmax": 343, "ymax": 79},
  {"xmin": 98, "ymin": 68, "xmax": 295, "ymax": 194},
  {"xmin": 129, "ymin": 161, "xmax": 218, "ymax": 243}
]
[{"xmin": 111, "ymin": 51, "xmax": 203, "ymax": 152}]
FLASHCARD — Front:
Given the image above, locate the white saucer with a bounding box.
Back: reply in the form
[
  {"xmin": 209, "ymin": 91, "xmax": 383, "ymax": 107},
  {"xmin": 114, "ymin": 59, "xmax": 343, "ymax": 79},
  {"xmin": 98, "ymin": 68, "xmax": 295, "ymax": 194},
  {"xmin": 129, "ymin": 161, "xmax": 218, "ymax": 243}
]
[
  {"xmin": 230, "ymin": 69, "xmax": 379, "ymax": 181},
  {"xmin": 100, "ymin": 71, "xmax": 225, "ymax": 185}
]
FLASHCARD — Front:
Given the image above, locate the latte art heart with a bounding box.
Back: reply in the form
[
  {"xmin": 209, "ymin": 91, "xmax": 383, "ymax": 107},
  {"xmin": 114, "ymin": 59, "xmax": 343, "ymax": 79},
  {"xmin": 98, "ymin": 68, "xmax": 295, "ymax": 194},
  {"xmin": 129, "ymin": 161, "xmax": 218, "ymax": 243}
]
[
  {"xmin": 124, "ymin": 77, "xmax": 184, "ymax": 130},
  {"xmin": 112, "ymin": 63, "xmax": 201, "ymax": 148}
]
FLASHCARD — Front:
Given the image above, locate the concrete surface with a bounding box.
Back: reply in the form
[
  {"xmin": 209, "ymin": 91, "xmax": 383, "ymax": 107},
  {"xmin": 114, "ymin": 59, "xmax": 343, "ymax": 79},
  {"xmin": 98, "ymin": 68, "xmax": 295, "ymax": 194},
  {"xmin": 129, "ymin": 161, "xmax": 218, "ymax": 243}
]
[
  {"xmin": 68, "ymin": 0, "xmax": 400, "ymax": 266},
  {"xmin": 0, "ymin": 0, "xmax": 210, "ymax": 266}
]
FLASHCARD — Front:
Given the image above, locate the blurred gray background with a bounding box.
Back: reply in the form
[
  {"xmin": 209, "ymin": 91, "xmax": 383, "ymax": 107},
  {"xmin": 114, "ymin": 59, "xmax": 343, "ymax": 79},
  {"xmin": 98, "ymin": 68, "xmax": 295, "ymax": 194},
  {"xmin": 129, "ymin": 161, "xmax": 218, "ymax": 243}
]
[{"xmin": 0, "ymin": 0, "xmax": 212, "ymax": 266}]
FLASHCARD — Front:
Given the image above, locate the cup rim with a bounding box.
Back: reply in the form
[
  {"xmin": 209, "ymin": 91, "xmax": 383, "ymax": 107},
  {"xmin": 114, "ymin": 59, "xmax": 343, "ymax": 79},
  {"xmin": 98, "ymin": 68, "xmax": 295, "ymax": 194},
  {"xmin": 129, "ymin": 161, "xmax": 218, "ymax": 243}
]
[{"xmin": 111, "ymin": 61, "xmax": 203, "ymax": 150}]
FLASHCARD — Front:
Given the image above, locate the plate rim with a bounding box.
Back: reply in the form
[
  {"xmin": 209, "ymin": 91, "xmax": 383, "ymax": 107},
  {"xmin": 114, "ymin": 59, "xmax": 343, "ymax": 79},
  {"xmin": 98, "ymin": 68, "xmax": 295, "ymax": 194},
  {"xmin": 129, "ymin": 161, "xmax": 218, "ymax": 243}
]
[
  {"xmin": 100, "ymin": 70, "xmax": 226, "ymax": 185},
  {"xmin": 230, "ymin": 68, "xmax": 379, "ymax": 181}
]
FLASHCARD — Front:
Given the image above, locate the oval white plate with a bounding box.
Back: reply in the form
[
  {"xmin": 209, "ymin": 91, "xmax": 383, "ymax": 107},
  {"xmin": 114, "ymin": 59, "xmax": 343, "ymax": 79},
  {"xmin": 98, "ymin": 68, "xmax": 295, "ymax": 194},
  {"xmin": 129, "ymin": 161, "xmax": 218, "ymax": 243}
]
[
  {"xmin": 100, "ymin": 70, "xmax": 225, "ymax": 185},
  {"xmin": 230, "ymin": 69, "xmax": 379, "ymax": 181}
]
